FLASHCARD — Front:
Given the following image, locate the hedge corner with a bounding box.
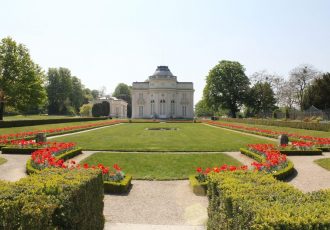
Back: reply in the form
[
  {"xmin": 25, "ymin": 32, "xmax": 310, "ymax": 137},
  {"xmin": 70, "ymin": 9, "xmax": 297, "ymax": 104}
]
[
  {"xmin": 189, "ymin": 175, "xmax": 207, "ymax": 196},
  {"xmin": 103, "ymin": 174, "xmax": 132, "ymax": 194}
]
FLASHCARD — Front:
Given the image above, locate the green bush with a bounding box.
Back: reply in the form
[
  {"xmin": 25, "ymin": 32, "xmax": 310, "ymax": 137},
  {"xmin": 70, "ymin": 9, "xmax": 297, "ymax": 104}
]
[
  {"xmin": 1, "ymin": 147, "xmax": 40, "ymax": 154},
  {"xmin": 0, "ymin": 168, "xmax": 104, "ymax": 230},
  {"xmin": 0, "ymin": 117, "xmax": 108, "ymax": 128},
  {"xmin": 104, "ymin": 174, "xmax": 132, "ymax": 194},
  {"xmin": 189, "ymin": 175, "xmax": 208, "ymax": 196},
  {"xmin": 207, "ymin": 171, "xmax": 330, "ymax": 230},
  {"xmin": 279, "ymin": 149, "xmax": 323, "ymax": 156},
  {"xmin": 219, "ymin": 118, "xmax": 330, "ymax": 132}
]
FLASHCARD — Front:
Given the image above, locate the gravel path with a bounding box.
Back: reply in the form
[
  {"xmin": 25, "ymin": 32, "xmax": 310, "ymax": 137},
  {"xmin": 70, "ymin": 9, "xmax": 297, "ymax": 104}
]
[
  {"xmin": 287, "ymin": 152, "xmax": 330, "ymax": 192},
  {"xmin": 0, "ymin": 153, "xmax": 29, "ymax": 181},
  {"xmin": 104, "ymin": 180, "xmax": 208, "ymax": 230},
  {"xmin": 222, "ymin": 151, "xmax": 255, "ymax": 167}
]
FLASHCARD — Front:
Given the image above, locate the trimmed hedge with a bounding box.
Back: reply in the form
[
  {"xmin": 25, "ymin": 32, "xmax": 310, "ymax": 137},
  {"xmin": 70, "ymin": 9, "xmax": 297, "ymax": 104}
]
[
  {"xmin": 219, "ymin": 117, "xmax": 330, "ymax": 132},
  {"xmin": 0, "ymin": 117, "xmax": 108, "ymax": 128},
  {"xmin": 104, "ymin": 174, "xmax": 132, "ymax": 194},
  {"xmin": 0, "ymin": 168, "xmax": 104, "ymax": 230},
  {"xmin": 280, "ymin": 149, "xmax": 323, "ymax": 156},
  {"xmin": 207, "ymin": 171, "xmax": 330, "ymax": 230},
  {"xmin": 189, "ymin": 175, "xmax": 208, "ymax": 196},
  {"xmin": 26, "ymin": 148, "xmax": 83, "ymax": 175},
  {"xmin": 240, "ymin": 148, "xmax": 295, "ymax": 180},
  {"xmin": 1, "ymin": 147, "xmax": 40, "ymax": 154}
]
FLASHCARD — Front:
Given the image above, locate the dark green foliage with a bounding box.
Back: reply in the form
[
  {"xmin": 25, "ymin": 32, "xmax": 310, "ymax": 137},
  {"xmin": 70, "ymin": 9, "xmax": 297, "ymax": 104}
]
[
  {"xmin": 0, "ymin": 168, "xmax": 104, "ymax": 230},
  {"xmin": 0, "ymin": 117, "xmax": 107, "ymax": 128},
  {"xmin": 1, "ymin": 147, "xmax": 39, "ymax": 154},
  {"xmin": 207, "ymin": 171, "xmax": 330, "ymax": 230},
  {"xmin": 92, "ymin": 101, "xmax": 110, "ymax": 117},
  {"xmin": 279, "ymin": 150, "xmax": 322, "ymax": 156},
  {"xmin": 104, "ymin": 174, "xmax": 132, "ymax": 194},
  {"xmin": 112, "ymin": 83, "xmax": 132, "ymax": 118},
  {"xmin": 303, "ymin": 73, "xmax": 330, "ymax": 110},
  {"xmin": 246, "ymin": 82, "xmax": 277, "ymax": 116},
  {"xmin": 204, "ymin": 60, "xmax": 250, "ymax": 118},
  {"xmin": 195, "ymin": 99, "xmax": 214, "ymax": 117}
]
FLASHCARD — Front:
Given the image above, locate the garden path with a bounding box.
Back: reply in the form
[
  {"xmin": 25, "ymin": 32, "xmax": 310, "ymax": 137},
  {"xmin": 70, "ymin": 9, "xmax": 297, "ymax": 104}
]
[
  {"xmin": 0, "ymin": 153, "xmax": 29, "ymax": 181},
  {"xmin": 287, "ymin": 152, "xmax": 330, "ymax": 192}
]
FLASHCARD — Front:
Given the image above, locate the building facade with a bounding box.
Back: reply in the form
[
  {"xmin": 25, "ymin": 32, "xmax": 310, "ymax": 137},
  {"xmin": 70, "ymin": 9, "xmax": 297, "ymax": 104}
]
[
  {"xmin": 95, "ymin": 97, "xmax": 128, "ymax": 118},
  {"xmin": 132, "ymin": 66, "xmax": 194, "ymax": 119}
]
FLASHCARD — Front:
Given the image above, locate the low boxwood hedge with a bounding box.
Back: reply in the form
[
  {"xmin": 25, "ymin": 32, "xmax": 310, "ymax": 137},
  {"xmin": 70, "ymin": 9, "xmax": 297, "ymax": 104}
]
[
  {"xmin": 240, "ymin": 148, "xmax": 295, "ymax": 180},
  {"xmin": 1, "ymin": 147, "xmax": 40, "ymax": 154},
  {"xmin": 26, "ymin": 148, "xmax": 83, "ymax": 175},
  {"xmin": 189, "ymin": 175, "xmax": 208, "ymax": 196},
  {"xmin": 279, "ymin": 149, "xmax": 323, "ymax": 156},
  {"xmin": 104, "ymin": 174, "xmax": 132, "ymax": 194},
  {"xmin": 0, "ymin": 168, "xmax": 104, "ymax": 230},
  {"xmin": 0, "ymin": 117, "xmax": 108, "ymax": 128},
  {"xmin": 219, "ymin": 117, "xmax": 330, "ymax": 132},
  {"xmin": 207, "ymin": 171, "xmax": 330, "ymax": 230}
]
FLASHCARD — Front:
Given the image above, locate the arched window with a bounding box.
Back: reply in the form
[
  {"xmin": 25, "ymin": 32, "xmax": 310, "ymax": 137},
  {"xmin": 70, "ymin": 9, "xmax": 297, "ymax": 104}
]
[
  {"xmin": 150, "ymin": 100, "xmax": 155, "ymax": 114},
  {"xmin": 160, "ymin": 99, "xmax": 166, "ymax": 115},
  {"xmin": 170, "ymin": 100, "xmax": 175, "ymax": 115}
]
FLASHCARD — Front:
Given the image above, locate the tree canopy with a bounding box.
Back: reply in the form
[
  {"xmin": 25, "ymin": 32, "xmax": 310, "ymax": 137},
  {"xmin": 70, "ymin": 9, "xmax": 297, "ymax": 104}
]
[
  {"xmin": 204, "ymin": 60, "xmax": 250, "ymax": 118},
  {"xmin": 303, "ymin": 73, "xmax": 330, "ymax": 110},
  {"xmin": 0, "ymin": 37, "xmax": 47, "ymax": 120},
  {"xmin": 195, "ymin": 99, "xmax": 214, "ymax": 117},
  {"xmin": 112, "ymin": 83, "xmax": 132, "ymax": 118}
]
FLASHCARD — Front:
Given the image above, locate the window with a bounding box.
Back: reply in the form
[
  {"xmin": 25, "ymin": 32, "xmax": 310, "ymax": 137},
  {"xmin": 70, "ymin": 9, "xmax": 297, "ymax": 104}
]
[
  {"xmin": 150, "ymin": 100, "xmax": 155, "ymax": 114},
  {"xmin": 170, "ymin": 100, "xmax": 175, "ymax": 115},
  {"xmin": 160, "ymin": 99, "xmax": 166, "ymax": 115},
  {"xmin": 139, "ymin": 106, "xmax": 143, "ymax": 117},
  {"xmin": 182, "ymin": 105, "xmax": 186, "ymax": 117}
]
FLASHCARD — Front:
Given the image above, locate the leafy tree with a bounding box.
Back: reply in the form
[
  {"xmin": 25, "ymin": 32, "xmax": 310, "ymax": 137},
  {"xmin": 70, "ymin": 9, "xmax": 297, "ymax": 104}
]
[
  {"xmin": 91, "ymin": 89, "xmax": 100, "ymax": 100},
  {"xmin": 79, "ymin": 103, "xmax": 92, "ymax": 117},
  {"xmin": 91, "ymin": 101, "xmax": 110, "ymax": 117},
  {"xmin": 0, "ymin": 37, "xmax": 47, "ymax": 120},
  {"xmin": 112, "ymin": 83, "xmax": 132, "ymax": 118},
  {"xmin": 246, "ymin": 82, "xmax": 277, "ymax": 116},
  {"xmin": 46, "ymin": 68, "xmax": 87, "ymax": 115},
  {"xmin": 289, "ymin": 64, "xmax": 319, "ymax": 111},
  {"xmin": 302, "ymin": 73, "xmax": 330, "ymax": 110},
  {"xmin": 195, "ymin": 99, "xmax": 214, "ymax": 117},
  {"xmin": 204, "ymin": 60, "xmax": 250, "ymax": 118}
]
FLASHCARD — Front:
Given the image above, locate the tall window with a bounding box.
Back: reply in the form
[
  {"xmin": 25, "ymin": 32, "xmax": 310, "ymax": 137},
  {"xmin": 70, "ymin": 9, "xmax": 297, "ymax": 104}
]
[
  {"xmin": 182, "ymin": 105, "xmax": 186, "ymax": 117},
  {"xmin": 170, "ymin": 100, "xmax": 175, "ymax": 115},
  {"xmin": 160, "ymin": 99, "xmax": 166, "ymax": 115},
  {"xmin": 150, "ymin": 100, "xmax": 155, "ymax": 114},
  {"xmin": 139, "ymin": 106, "xmax": 143, "ymax": 117}
]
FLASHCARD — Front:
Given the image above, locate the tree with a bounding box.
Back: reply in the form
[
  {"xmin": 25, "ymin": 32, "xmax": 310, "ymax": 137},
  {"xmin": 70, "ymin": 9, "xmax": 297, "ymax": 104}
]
[
  {"xmin": 91, "ymin": 101, "xmax": 110, "ymax": 117},
  {"xmin": 79, "ymin": 103, "xmax": 92, "ymax": 117},
  {"xmin": 46, "ymin": 67, "xmax": 86, "ymax": 115},
  {"xmin": 0, "ymin": 37, "xmax": 47, "ymax": 120},
  {"xmin": 246, "ymin": 82, "xmax": 277, "ymax": 116},
  {"xmin": 289, "ymin": 64, "xmax": 319, "ymax": 111},
  {"xmin": 91, "ymin": 90, "xmax": 100, "ymax": 100},
  {"xmin": 112, "ymin": 83, "xmax": 132, "ymax": 118},
  {"xmin": 195, "ymin": 99, "xmax": 214, "ymax": 117},
  {"xmin": 302, "ymin": 73, "xmax": 330, "ymax": 110},
  {"xmin": 204, "ymin": 60, "xmax": 250, "ymax": 118}
]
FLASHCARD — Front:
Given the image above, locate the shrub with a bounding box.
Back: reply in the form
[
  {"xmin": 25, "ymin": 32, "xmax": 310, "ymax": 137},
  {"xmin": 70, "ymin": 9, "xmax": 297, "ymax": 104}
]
[
  {"xmin": 104, "ymin": 174, "xmax": 132, "ymax": 194},
  {"xmin": 0, "ymin": 168, "xmax": 104, "ymax": 230},
  {"xmin": 207, "ymin": 171, "xmax": 330, "ymax": 230}
]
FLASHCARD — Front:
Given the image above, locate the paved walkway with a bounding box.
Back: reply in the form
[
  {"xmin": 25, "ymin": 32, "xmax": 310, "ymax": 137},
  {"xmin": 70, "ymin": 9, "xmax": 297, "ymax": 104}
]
[
  {"xmin": 287, "ymin": 152, "xmax": 330, "ymax": 192},
  {"xmin": 0, "ymin": 153, "xmax": 30, "ymax": 181}
]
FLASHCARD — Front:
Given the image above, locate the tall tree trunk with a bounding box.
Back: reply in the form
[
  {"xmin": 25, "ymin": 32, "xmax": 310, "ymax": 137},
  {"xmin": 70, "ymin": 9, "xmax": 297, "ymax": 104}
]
[{"xmin": 0, "ymin": 101, "xmax": 4, "ymax": 121}]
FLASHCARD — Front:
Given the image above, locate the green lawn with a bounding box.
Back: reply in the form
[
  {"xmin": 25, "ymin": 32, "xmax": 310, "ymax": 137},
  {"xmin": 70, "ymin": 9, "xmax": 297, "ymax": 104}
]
[
  {"xmin": 314, "ymin": 158, "xmax": 330, "ymax": 171},
  {"xmin": 219, "ymin": 120, "xmax": 330, "ymax": 138},
  {"xmin": 0, "ymin": 120, "xmax": 114, "ymax": 135},
  {"xmin": 0, "ymin": 157, "xmax": 7, "ymax": 166},
  {"xmin": 81, "ymin": 152, "xmax": 242, "ymax": 180},
  {"xmin": 52, "ymin": 123, "xmax": 274, "ymax": 151}
]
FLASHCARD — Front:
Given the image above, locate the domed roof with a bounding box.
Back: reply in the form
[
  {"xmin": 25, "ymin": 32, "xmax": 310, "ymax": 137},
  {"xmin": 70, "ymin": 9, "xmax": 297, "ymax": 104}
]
[{"xmin": 151, "ymin": 66, "xmax": 174, "ymax": 77}]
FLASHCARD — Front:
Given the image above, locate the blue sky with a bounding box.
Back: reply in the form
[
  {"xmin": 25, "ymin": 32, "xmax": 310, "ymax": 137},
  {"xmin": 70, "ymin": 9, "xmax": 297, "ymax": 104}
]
[{"xmin": 1, "ymin": 0, "xmax": 329, "ymax": 103}]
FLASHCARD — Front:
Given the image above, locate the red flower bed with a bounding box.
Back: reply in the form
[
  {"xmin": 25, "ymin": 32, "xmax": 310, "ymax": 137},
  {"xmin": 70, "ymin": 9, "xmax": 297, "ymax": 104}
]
[
  {"xmin": 196, "ymin": 164, "xmax": 248, "ymax": 182},
  {"xmin": 205, "ymin": 120, "xmax": 330, "ymax": 148},
  {"xmin": 0, "ymin": 120, "xmax": 122, "ymax": 144}
]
